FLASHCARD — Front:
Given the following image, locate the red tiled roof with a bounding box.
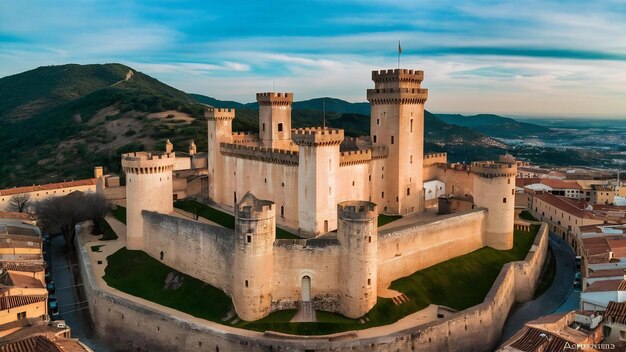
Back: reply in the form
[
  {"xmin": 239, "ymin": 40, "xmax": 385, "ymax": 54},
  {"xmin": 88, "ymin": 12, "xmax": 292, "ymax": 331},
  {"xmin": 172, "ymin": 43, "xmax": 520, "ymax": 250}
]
[
  {"xmin": 0, "ymin": 263, "xmax": 44, "ymax": 273},
  {"xmin": 510, "ymin": 327, "xmax": 571, "ymax": 352},
  {"xmin": 608, "ymin": 238, "xmax": 626, "ymax": 258},
  {"xmin": 589, "ymin": 269, "xmax": 626, "ymax": 278},
  {"xmin": 516, "ymin": 177, "xmax": 542, "ymax": 188},
  {"xmin": 0, "ymin": 179, "xmax": 96, "ymax": 197},
  {"xmin": 541, "ymin": 178, "xmax": 583, "ymax": 190},
  {"xmin": 0, "ymin": 335, "xmax": 61, "ymax": 352},
  {"xmin": 0, "ymin": 212, "xmax": 33, "ymax": 221},
  {"xmin": 606, "ymin": 301, "xmax": 626, "ymax": 325},
  {"xmin": 0, "ymin": 295, "xmax": 46, "ymax": 311},
  {"xmin": 582, "ymin": 236, "xmax": 614, "ymax": 256},
  {"xmin": 584, "ymin": 279, "xmax": 626, "ymax": 293},
  {"xmin": 534, "ymin": 192, "xmax": 599, "ymax": 219}
]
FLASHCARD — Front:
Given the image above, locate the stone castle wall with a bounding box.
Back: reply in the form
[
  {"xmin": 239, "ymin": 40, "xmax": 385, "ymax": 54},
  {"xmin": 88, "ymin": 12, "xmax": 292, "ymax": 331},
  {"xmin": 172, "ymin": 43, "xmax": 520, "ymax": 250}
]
[
  {"xmin": 76, "ymin": 221, "xmax": 548, "ymax": 352},
  {"xmin": 377, "ymin": 209, "xmax": 486, "ymax": 288},
  {"xmin": 142, "ymin": 211, "xmax": 235, "ymax": 293}
]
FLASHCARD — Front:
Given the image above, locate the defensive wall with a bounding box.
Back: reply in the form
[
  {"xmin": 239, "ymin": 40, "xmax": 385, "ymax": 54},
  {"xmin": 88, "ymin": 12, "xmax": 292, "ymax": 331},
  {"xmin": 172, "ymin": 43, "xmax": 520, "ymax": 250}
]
[{"xmin": 75, "ymin": 220, "xmax": 548, "ymax": 352}]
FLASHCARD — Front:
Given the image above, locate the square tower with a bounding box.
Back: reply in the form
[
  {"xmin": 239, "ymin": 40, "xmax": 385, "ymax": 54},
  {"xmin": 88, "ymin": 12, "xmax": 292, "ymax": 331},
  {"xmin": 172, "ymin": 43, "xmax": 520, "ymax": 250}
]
[
  {"xmin": 257, "ymin": 92, "xmax": 293, "ymax": 149},
  {"xmin": 367, "ymin": 69, "xmax": 428, "ymax": 215}
]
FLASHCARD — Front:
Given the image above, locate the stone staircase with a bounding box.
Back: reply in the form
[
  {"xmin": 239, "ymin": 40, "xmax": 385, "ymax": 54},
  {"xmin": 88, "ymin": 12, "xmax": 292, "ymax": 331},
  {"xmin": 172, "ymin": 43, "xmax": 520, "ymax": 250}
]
[{"xmin": 391, "ymin": 293, "xmax": 410, "ymax": 306}]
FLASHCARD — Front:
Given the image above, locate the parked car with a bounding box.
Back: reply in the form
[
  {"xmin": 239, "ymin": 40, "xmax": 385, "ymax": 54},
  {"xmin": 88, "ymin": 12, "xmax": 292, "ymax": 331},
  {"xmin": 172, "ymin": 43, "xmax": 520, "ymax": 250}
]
[
  {"xmin": 49, "ymin": 298, "xmax": 58, "ymax": 314},
  {"xmin": 574, "ymin": 272, "xmax": 581, "ymax": 287},
  {"xmin": 575, "ymin": 256, "xmax": 582, "ymax": 268},
  {"xmin": 47, "ymin": 281, "xmax": 56, "ymax": 294}
]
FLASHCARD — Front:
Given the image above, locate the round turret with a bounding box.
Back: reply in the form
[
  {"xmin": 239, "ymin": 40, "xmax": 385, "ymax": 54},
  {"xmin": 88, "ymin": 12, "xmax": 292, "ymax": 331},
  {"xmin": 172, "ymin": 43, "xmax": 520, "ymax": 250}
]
[
  {"xmin": 337, "ymin": 201, "xmax": 378, "ymax": 318},
  {"xmin": 232, "ymin": 192, "xmax": 276, "ymax": 321},
  {"xmin": 121, "ymin": 152, "xmax": 175, "ymax": 250},
  {"xmin": 471, "ymin": 161, "xmax": 517, "ymax": 250}
]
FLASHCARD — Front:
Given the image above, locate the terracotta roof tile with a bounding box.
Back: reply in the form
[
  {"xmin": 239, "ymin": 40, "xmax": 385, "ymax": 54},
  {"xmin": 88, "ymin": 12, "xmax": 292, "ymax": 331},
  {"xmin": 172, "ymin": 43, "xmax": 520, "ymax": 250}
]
[
  {"xmin": 588, "ymin": 269, "xmax": 626, "ymax": 278},
  {"xmin": 606, "ymin": 301, "xmax": 626, "ymax": 325},
  {"xmin": 0, "ymin": 295, "xmax": 46, "ymax": 311},
  {"xmin": 534, "ymin": 193, "xmax": 598, "ymax": 219},
  {"xmin": 0, "ymin": 179, "xmax": 96, "ymax": 197},
  {"xmin": 584, "ymin": 279, "xmax": 626, "ymax": 293}
]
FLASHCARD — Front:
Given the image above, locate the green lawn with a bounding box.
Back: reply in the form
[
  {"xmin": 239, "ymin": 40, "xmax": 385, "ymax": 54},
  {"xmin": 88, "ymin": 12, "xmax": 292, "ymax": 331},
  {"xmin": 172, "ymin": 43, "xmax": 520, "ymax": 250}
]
[
  {"xmin": 174, "ymin": 200, "xmax": 302, "ymax": 239},
  {"xmin": 103, "ymin": 248, "xmax": 233, "ymax": 322},
  {"xmin": 519, "ymin": 210, "xmax": 538, "ymax": 222},
  {"xmin": 112, "ymin": 205, "xmax": 127, "ymax": 224},
  {"xmin": 104, "ymin": 226, "xmax": 539, "ymax": 335},
  {"xmin": 378, "ymin": 214, "xmax": 402, "ymax": 227}
]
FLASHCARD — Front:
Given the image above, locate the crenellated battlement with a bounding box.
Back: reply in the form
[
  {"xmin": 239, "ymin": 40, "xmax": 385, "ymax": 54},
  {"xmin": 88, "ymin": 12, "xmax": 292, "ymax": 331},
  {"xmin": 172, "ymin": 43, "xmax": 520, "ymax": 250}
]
[
  {"xmin": 291, "ymin": 127, "xmax": 344, "ymax": 146},
  {"xmin": 231, "ymin": 131, "xmax": 259, "ymax": 144},
  {"xmin": 424, "ymin": 152, "xmax": 448, "ymax": 166},
  {"xmin": 367, "ymin": 87, "xmax": 428, "ymax": 105},
  {"xmin": 340, "ymin": 149, "xmax": 372, "ymax": 166},
  {"xmin": 471, "ymin": 161, "xmax": 517, "ymax": 178},
  {"xmin": 337, "ymin": 201, "xmax": 378, "ymax": 222},
  {"xmin": 205, "ymin": 108, "xmax": 235, "ymax": 121},
  {"xmin": 235, "ymin": 192, "xmax": 275, "ymax": 220},
  {"xmin": 121, "ymin": 152, "xmax": 176, "ymax": 174},
  {"xmin": 256, "ymin": 92, "xmax": 294, "ymax": 106},
  {"xmin": 220, "ymin": 143, "xmax": 299, "ymax": 166},
  {"xmin": 372, "ymin": 69, "xmax": 424, "ymax": 82}
]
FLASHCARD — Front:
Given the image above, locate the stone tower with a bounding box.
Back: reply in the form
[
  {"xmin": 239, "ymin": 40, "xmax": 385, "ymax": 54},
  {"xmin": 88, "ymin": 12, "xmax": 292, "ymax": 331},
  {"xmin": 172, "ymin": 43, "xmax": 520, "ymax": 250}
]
[
  {"xmin": 337, "ymin": 200, "xmax": 378, "ymax": 319},
  {"xmin": 292, "ymin": 127, "xmax": 344, "ymax": 237},
  {"xmin": 121, "ymin": 152, "xmax": 175, "ymax": 250},
  {"xmin": 206, "ymin": 108, "xmax": 235, "ymax": 204},
  {"xmin": 232, "ymin": 192, "xmax": 276, "ymax": 321},
  {"xmin": 257, "ymin": 92, "xmax": 293, "ymax": 149},
  {"xmin": 367, "ymin": 69, "xmax": 428, "ymax": 215},
  {"xmin": 472, "ymin": 161, "xmax": 517, "ymax": 250}
]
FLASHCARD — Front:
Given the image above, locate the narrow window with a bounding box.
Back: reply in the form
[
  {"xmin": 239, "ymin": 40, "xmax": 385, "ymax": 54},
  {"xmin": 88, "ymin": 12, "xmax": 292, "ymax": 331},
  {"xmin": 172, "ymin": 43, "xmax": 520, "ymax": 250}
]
[
  {"xmin": 376, "ymin": 118, "xmax": 380, "ymax": 125},
  {"xmin": 234, "ymin": 191, "xmax": 237, "ymax": 204},
  {"xmin": 410, "ymin": 119, "xmax": 413, "ymax": 132},
  {"xmin": 352, "ymin": 181, "xmax": 355, "ymax": 186},
  {"xmin": 503, "ymin": 197, "xmax": 507, "ymax": 203},
  {"xmin": 245, "ymin": 280, "xmax": 248, "ymax": 288},
  {"xmin": 280, "ymin": 206, "xmax": 284, "ymax": 217},
  {"xmin": 410, "ymin": 155, "xmax": 413, "ymax": 164},
  {"xmin": 391, "ymin": 136, "xmax": 394, "ymax": 144},
  {"xmin": 512, "ymin": 189, "xmax": 514, "ymax": 195},
  {"xmin": 262, "ymin": 123, "xmax": 265, "ymax": 132},
  {"xmin": 507, "ymin": 179, "xmax": 511, "ymax": 184},
  {"xmin": 373, "ymin": 135, "xmax": 377, "ymax": 143},
  {"xmin": 368, "ymin": 175, "xmax": 372, "ymax": 181},
  {"xmin": 160, "ymin": 251, "xmax": 164, "ymax": 260},
  {"xmin": 367, "ymin": 278, "xmax": 371, "ymax": 285},
  {"xmin": 368, "ymin": 236, "xmax": 372, "ymax": 243},
  {"xmin": 381, "ymin": 192, "xmax": 385, "ymax": 198},
  {"xmin": 278, "ymin": 123, "xmax": 283, "ymax": 132},
  {"xmin": 407, "ymin": 188, "xmax": 411, "ymax": 196}
]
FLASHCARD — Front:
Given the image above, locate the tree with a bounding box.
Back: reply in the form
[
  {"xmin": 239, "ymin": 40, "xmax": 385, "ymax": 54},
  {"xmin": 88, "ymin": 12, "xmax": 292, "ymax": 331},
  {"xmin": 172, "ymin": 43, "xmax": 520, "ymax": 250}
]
[
  {"xmin": 81, "ymin": 193, "xmax": 113, "ymax": 235},
  {"xmin": 5, "ymin": 194, "xmax": 31, "ymax": 213},
  {"xmin": 35, "ymin": 193, "xmax": 86, "ymax": 251}
]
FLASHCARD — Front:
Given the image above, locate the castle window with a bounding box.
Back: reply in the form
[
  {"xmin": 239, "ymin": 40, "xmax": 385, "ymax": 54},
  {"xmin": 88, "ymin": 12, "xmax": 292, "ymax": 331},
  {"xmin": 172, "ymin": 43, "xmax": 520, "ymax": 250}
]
[
  {"xmin": 373, "ymin": 135, "xmax": 377, "ymax": 143},
  {"xmin": 503, "ymin": 197, "xmax": 506, "ymax": 203},
  {"xmin": 264, "ymin": 178, "xmax": 267, "ymax": 184},
  {"xmin": 512, "ymin": 189, "xmax": 515, "ymax": 195},
  {"xmin": 369, "ymin": 175, "xmax": 371, "ymax": 181},
  {"xmin": 507, "ymin": 179, "xmax": 511, "ymax": 184},
  {"xmin": 410, "ymin": 155, "xmax": 413, "ymax": 164},
  {"xmin": 282, "ymin": 182, "xmax": 285, "ymax": 187},
  {"xmin": 247, "ymin": 235, "xmax": 251, "ymax": 243},
  {"xmin": 245, "ymin": 280, "xmax": 249, "ymax": 288},
  {"xmin": 381, "ymin": 192, "xmax": 385, "ymax": 198},
  {"xmin": 376, "ymin": 118, "xmax": 380, "ymax": 126},
  {"xmin": 352, "ymin": 181, "xmax": 355, "ymax": 186},
  {"xmin": 391, "ymin": 136, "xmax": 394, "ymax": 144},
  {"xmin": 160, "ymin": 251, "xmax": 164, "ymax": 260},
  {"xmin": 368, "ymin": 278, "xmax": 371, "ymax": 285},
  {"xmin": 262, "ymin": 123, "xmax": 266, "ymax": 132},
  {"xmin": 410, "ymin": 119, "xmax": 413, "ymax": 133},
  {"xmin": 407, "ymin": 188, "xmax": 410, "ymax": 196},
  {"xmin": 368, "ymin": 236, "xmax": 371, "ymax": 243},
  {"xmin": 278, "ymin": 123, "xmax": 283, "ymax": 132},
  {"xmin": 280, "ymin": 206, "xmax": 284, "ymax": 217}
]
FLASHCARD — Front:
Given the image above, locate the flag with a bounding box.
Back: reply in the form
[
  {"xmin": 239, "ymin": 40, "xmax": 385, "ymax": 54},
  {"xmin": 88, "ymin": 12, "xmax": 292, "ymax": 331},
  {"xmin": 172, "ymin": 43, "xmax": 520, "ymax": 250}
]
[{"xmin": 398, "ymin": 41, "xmax": 402, "ymax": 54}]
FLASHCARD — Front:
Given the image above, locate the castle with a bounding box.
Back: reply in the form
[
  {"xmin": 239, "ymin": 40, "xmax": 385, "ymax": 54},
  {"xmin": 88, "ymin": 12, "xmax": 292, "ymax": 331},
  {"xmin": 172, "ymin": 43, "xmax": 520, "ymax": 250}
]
[{"xmin": 117, "ymin": 68, "xmax": 517, "ymax": 321}]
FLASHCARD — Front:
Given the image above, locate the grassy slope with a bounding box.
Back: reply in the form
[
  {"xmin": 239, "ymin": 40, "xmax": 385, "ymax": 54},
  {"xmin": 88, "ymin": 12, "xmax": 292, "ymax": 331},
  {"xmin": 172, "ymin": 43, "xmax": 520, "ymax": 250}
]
[
  {"xmin": 103, "ymin": 248, "xmax": 232, "ymax": 322},
  {"xmin": 102, "ymin": 226, "xmax": 538, "ymax": 335},
  {"xmin": 174, "ymin": 200, "xmax": 301, "ymax": 239}
]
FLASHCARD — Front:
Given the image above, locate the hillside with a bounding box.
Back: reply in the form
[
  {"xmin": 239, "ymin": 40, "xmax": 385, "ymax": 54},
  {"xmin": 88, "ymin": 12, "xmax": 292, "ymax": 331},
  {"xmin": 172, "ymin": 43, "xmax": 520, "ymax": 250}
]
[
  {"xmin": 0, "ymin": 64, "xmax": 505, "ymax": 188},
  {"xmin": 435, "ymin": 113, "xmax": 551, "ymax": 138}
]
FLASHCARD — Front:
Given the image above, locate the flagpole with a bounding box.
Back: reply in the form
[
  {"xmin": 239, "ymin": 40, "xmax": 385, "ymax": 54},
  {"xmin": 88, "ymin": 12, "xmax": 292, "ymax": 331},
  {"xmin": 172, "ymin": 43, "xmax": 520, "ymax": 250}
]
[{"xmin": 398, "ymin": 40, "xmax": 401, "ymax": 69}]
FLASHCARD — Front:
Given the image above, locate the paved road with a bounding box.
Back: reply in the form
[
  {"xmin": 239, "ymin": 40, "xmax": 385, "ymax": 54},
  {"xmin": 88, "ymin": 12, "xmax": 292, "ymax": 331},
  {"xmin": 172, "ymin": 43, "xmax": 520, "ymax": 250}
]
[
  {"xmin": 498, "ymin": 232, "xmax": 576, "ymax": 344},
  {"xmin": 48, "ymin": 234, "xmax": 113, "ymax": 352}
]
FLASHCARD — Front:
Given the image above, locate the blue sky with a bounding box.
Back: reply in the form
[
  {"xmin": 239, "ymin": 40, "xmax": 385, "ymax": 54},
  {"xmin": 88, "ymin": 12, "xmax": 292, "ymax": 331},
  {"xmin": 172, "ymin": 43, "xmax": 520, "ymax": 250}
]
[{"xmin": 1, "ymin": 0, "xmax": 626, "ymax": 117}]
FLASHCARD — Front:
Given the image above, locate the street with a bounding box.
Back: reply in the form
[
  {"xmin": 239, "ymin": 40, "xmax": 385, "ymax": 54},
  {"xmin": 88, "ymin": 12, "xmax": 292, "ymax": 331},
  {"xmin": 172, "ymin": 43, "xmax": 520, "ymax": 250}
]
[{"xmin": 48, "ymin": 234, "xmax": 113, "ymax": 351}]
